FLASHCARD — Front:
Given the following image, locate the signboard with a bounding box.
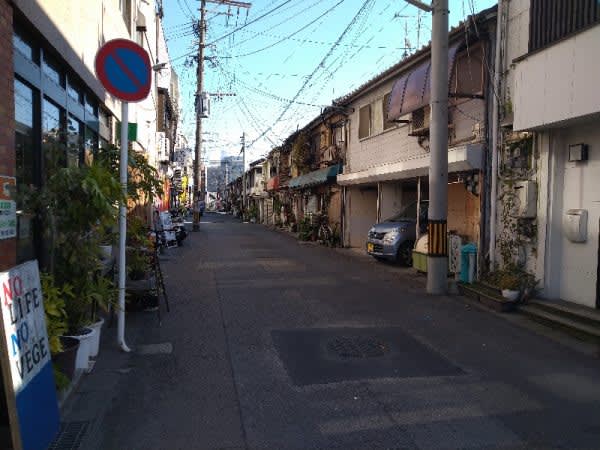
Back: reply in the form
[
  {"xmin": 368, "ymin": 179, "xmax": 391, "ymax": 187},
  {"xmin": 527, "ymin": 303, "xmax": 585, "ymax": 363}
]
[
  {"xmin": 0, "ymin": 176, "xmax": 16, "ymax": 240},
  {"xmin": 0, "ymin": 261, "xmax": 60, "ymax": 450},
  {"xmin": 94, "ymin": 39, "xmax": 151, "ymax": 102}
]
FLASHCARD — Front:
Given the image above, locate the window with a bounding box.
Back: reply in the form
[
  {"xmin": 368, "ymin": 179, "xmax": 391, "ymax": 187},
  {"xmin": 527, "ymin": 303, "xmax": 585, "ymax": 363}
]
[
  {"xmin": 452, "ymin": 47, "xmax": 484, "ymax": 96},
  {"xmin": 13, "ymin": 27, "xmax": 38, "ymax": 64},
  {"xmin": 529, "ymin": 0, "xmax": 600, "ymax": 52},
  {"xmin": 383, "ymin": 92, "xmax": 395, "ymax": 130},
  {"xmin": 42, "ymin": 98, "xmax": 67, "ymax": 174},
  {"xmin": 120, "ymin": 0, "xmax": 133, "ymax": 33},
  {"xmin": 67, "ymin": 80, "xmax": 83, "ymax": 104},
  {"xmin": 358, "ymin": 104, "xmax": 371, "ymax": 139},
  {"xmin": 332, "ymin": 124, "xmax": 344, "ymax": 146},
  {"xmin": 84, "ymin": 127, "xmax": 98, "ymax": 166},
  {"xmin": 15, "ymin": 79, "xmax": 36, "ymax": 262},
  {"xmin": 85, "ymin": 96, "xmax": 98, "ymax": 117},
  {"xmin": 67, "ymin": 115, "xmax": 83, "ymax": 167},
  {"xmin": 42, "ymin": 53, "xmax": 65, "ymax": 87}
]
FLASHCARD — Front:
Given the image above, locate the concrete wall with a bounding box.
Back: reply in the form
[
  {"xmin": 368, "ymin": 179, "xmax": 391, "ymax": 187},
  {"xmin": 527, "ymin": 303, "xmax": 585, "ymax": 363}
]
[
  {"xmin": 513, "ymin": 25, "xmax": 600, "ymax": 130},
  {"xmin": 344, "ymin": 186, "xmax": 377, "ymax": 248},
  {"xmin": 544, "ymin": 123, "xmax": 600, "ymax": 307}
]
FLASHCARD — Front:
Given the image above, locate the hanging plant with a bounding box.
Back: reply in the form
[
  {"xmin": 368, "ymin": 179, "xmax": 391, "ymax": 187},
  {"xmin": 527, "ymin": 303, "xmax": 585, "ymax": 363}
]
[{"xmin": 291, "ymin": 132, "xmax": 311, "ymax": 174}]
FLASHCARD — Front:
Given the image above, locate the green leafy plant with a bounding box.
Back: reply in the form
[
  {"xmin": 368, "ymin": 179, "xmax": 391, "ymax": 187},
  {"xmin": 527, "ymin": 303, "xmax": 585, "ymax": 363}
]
[
  {"xmin": 40, "ymin": 273, "xmax": 72, "ymax": 355},
  {"xmin": 20, "ymin": 143, "xmax": 124, "ymax": 332}
]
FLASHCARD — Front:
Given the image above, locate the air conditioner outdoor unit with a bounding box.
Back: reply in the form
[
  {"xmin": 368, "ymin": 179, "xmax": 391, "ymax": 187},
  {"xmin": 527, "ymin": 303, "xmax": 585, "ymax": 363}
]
[{"xmin": 408, "ymin": 106, "xmax": 431, "ymax": 136}]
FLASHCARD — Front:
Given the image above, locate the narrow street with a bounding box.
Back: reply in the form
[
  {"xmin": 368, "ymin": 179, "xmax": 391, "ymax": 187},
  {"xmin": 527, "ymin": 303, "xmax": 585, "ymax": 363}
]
[{"xmin": 96, "ymin": 213, "xmax": 600, "ymax": 450}]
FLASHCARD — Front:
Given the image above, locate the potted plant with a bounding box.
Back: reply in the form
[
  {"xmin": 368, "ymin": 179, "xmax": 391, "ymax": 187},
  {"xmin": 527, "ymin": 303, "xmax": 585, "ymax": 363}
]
[
  {"xmin": 87, "ymin": 275, "xmax": 116, "ymax": 358},
  {"xmin": 41, "ymin": 273, "xmax": 78, "ymax": 386},
  {"xmin": 497, "ymin": 271, "xmax": 521, "ymax": 301}
]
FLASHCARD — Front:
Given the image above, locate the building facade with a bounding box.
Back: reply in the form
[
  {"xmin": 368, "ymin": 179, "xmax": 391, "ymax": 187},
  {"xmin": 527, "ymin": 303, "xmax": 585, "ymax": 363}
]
[
  {"xmin": 496, "ymin": 0, "xmax": 600, "ymax": 308},
  {"xmin": 7, "ymin": 0, "xmax": 178, "ymax": 268},
  {"xmin": 336, "ymin": 7, "xmax": 496, "ymax": 266}
]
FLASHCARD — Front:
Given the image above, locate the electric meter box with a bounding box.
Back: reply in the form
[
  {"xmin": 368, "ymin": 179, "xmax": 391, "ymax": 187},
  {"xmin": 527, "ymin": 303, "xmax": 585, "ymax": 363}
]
[
  {"xmin": 515, "ymin": 180, "xmax": 537, "ymax": 218},
  {"xmin": 564, "ymin": 209, "xmax": 588, "ymax": 243}
]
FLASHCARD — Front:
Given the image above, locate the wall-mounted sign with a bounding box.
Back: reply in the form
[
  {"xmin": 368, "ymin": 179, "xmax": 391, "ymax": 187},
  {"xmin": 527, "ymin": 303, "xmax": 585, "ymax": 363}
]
[
  {"xmin": 0, "ymin": 176, "xmax": 16, "ymax": 240},
  {"xmin": 0, "ymin": 261, "xmax": 60, "ymax": 450}
]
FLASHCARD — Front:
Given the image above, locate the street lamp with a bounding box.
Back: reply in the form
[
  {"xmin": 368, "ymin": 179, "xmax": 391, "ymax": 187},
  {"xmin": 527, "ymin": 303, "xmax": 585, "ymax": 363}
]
[{"xmin": 405, "ymin": 0, "xmax": 449, "ymax": 295}]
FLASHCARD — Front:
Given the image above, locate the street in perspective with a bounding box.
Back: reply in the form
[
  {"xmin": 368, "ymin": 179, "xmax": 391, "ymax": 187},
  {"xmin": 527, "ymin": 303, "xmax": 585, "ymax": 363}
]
[{"xmin": 1, "ymin": 0, "xmax": 600, "ymax": 449}]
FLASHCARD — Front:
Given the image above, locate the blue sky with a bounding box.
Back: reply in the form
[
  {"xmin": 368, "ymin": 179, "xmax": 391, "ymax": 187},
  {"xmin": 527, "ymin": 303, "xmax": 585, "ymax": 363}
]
[{"xmin": 163, "ymin": 0, "xmax": 496, "ymax": 166}]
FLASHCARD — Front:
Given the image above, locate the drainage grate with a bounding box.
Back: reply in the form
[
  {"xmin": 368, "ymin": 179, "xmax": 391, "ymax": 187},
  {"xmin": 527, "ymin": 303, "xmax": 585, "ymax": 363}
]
[
  {"xmin": 48, "ymin": 421, "xmax": 90, "ymax": 450},
  {"xmin": 327, "ymin": 336, "xmax": 388, "ymax": 359}
]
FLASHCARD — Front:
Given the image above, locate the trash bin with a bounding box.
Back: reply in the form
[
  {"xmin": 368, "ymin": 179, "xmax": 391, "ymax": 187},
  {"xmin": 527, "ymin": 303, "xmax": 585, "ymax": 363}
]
[{"xmin": 460, "ymin": 243, "xmax": 477, "ymax": 283}]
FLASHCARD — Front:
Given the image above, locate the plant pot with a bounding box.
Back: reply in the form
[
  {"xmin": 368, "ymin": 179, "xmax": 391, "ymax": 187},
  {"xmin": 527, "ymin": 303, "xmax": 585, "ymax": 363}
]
[
  {"xmin": 52, "ymin": 337, "xmax": 80, "ymax": 380},
  {"xmin": 501, "ymin": 289, "xmax": 520, "ymax": 301},
  {"xmin": 88, "ymin": 318, "xmax": 104, "ymax": 358},
  {"xmin": 65, "ymin": 327, "xmax": 97, "ymax": 371}
]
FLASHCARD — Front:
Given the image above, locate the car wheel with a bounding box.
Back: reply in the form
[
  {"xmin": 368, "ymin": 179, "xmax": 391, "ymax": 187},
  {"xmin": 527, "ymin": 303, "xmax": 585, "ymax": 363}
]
[{"xmin": 396, "ymin": 241, "xmax": 414, "ymax": 266}]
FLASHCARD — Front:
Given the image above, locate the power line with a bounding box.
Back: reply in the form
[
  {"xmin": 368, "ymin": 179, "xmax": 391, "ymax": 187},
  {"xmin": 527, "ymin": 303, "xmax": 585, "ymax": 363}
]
[
  {"xmin": 207, "ymin": 0, "xmax": 295, "ymax": 46},
  {"xmin": 215, "ymin": 0, "xmax": 346, "ymax": 59},
  {"xmin": 248, "ymin": 0, "xmax": 376, "ymax": 148}
]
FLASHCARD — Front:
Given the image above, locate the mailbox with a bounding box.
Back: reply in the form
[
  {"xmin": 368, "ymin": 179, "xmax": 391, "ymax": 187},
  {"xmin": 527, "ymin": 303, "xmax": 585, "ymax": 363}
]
[{"xmin": 563, "ymin": 209, "xmax": 588, "ymax": 243}]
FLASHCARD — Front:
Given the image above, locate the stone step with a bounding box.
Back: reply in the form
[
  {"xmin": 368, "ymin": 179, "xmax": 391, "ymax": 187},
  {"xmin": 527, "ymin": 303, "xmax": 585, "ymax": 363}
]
[
  {"xmin": 527, "ymin": 299, "xmax": 600, "ymax": 328},
  {"xmin": 519, "ymin": 304, "xmax": 600, "ymax": 344}
]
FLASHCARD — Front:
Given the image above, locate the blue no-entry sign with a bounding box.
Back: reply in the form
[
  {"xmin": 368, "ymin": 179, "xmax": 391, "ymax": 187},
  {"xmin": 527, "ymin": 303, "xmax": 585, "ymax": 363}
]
[{"xmin": 95, "ymin": 39, "xmax": 151, "ymax": 102}]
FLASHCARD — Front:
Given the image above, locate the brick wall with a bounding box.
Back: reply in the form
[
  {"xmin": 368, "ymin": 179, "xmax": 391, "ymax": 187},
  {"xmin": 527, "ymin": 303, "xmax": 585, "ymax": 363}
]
[{"xmin": 0, "ymin": 0, "xmax": 15, "ymax": 271}]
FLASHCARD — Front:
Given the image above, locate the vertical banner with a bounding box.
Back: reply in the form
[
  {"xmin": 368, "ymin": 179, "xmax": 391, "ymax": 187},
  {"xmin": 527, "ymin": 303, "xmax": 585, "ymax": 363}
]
[
  {"xmin": 0, "ymin": 176, "xmax": 17, "ymax": 240},
  {"xmin": 0, "ymin": 261, "xmax": 60, "ymax": 450}
]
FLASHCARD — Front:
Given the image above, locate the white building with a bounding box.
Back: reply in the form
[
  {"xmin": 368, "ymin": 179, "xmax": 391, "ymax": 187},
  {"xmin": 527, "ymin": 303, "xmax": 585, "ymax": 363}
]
[
  {"xmin": 336, "ymin": 7, "xmax": 496, "ymax": 261},
  {"xmin": 496, "ymin": 0, "xmax": 600, "ymax": 309}
]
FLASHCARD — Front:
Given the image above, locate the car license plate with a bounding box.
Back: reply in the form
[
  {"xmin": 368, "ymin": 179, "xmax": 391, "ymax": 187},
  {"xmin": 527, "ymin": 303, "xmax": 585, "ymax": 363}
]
[{"xmin": 367, "ymin": 243, "xmax": 374, "ymax": 252}]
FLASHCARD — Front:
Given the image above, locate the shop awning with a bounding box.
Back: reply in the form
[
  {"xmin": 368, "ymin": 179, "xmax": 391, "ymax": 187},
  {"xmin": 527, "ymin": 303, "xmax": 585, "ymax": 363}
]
[
  {"xmin": 267, "ymin": 175, "xmax": 280, "ymax": 191},
  {"xmin": 387, "ymin": 45, "xmax": 459, "ymax": 122},
  {"xmin": 288, "ymin": 164, "xmax": 342, "ymax": 189}
]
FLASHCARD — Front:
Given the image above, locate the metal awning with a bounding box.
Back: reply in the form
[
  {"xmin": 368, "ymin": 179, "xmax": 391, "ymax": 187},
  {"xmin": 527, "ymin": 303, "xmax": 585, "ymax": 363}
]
[
  {"xmin": 288, "ymin": 164, "xmax": 342, "ymax": 189},
  {"xmin": 387, "ymin": 45, "xmax": 459, "ymax": 122}
]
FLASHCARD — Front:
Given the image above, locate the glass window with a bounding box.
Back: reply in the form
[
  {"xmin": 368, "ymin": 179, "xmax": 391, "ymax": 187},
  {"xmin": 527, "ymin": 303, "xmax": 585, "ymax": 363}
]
[
  {"xmin": 85, "ymin": 96, "xmax": 98, "ymax": 117},
  {"xmin": 14, "ymin": 79, "xmax": 36, "ymax": 263},
  {"xmin": 13, "ymin": 27, "xmax": 38, "ymax": 64},
  {"xmin": 84, "ymin": 127, "xmax": 98, "ymax": 166},
  {"xmin": 99, "ymin": 109, "xmax": 110, "ymax": 128},
  {"xmin": 42, "ymin": 53, "xmax": 65, "ymax": 87},
  {"xmin": 42, "ymin": 98, "xmax": 66, "ymax": 174},
  {"xmin": 67, "ymin": 80, "xmax": 83, "ymax": 104},
  {"xmin": 67, "ymin": 115, "xmax": 83, "ymax": 167},
  {"xmin": 359, "ymin": 104, "xmax": 371, "ymax": 139}
]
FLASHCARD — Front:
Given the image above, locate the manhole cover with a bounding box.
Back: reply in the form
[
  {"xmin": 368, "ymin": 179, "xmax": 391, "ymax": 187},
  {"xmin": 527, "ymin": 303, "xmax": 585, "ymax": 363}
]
[{"xmin": 327, "ymin": 336, "xmax": 389, "ymax": 358}]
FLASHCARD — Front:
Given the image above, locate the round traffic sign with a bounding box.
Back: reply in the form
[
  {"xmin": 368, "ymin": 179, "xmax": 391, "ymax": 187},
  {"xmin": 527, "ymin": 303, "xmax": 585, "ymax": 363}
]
[{"xmin": 95, "ymin": 39, "xmax": 152, "ymax": 102}]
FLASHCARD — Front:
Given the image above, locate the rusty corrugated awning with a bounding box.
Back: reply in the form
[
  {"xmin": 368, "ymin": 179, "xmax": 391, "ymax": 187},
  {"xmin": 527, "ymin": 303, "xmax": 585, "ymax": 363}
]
[{"xmin": 387, "ymin": 45, "xmax": 459, "ymax": 122}]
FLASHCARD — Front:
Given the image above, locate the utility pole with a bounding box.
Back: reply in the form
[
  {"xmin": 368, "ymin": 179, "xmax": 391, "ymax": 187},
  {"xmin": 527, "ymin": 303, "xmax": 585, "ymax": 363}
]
[
  {"xmin": 192, "ymin": 0, "xmax": 206, "ymax": 231},
  {"xmin": 405, "ymin": 0, "xmax": 449, "ymax": 294},
  {"xmin": 192, "ymin": 0, "xmax": 250, "ymax": 231},
  {"xmin": 241, "ymin": 131, "xmax": 247, "ymax": 218}
]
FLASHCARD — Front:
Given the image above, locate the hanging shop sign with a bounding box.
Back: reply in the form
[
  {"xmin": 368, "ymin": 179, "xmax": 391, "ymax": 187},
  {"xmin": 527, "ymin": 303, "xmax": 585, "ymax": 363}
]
[
  {"xmin": 0, "ymin": 260, "xmax": 60, "ymax": 450},
  {"xmin": 0, "ymin": 176, "xmax": 16, "ymax": 240}
]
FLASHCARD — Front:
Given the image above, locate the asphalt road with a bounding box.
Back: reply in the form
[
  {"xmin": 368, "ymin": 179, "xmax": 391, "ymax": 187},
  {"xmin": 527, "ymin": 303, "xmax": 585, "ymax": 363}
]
[{"xmin": 97, "ymin": 212, "xmax": 600, "ymax": 450}]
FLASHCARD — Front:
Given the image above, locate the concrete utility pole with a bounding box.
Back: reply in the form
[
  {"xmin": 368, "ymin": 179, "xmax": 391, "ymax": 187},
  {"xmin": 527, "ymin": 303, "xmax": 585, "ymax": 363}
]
[
  {"xmin": 192, "ymin": 0, "xmax": 250, "ymax": 231},
  {"xmin": 241, "ymin": 131, "xmax": 247, "ymax": 217},
  {"xmin": 192, "ymin": 0, "xmax": 206, "ymax": 231},
  {"xmin": 405, "ymin": 0, "xmax": 449, "ymax": 294}
]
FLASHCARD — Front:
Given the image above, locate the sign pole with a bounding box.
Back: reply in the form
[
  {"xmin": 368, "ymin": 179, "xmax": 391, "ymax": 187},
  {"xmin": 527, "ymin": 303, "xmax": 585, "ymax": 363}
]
[{"xmin": 118, "ymin": 102, "xmax": 131, "ymax": 353}]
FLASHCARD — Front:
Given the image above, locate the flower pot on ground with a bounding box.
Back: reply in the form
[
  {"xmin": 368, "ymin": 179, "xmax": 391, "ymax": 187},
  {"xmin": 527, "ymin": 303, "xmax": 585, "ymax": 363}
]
[
  {"xmin": 52, "ymin": 336, "xmax": 80, "ymax": 380},
  {"xmin": 501, "ymin": 289, "xmax": 520, "ymax": 301},
  {"xmin": 88, "ymin": 318, "xmax": 104, "ymax": 358},
  {"xmin": 64, "ymin": 327, "xmax": 97, "ymax": 371}
]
